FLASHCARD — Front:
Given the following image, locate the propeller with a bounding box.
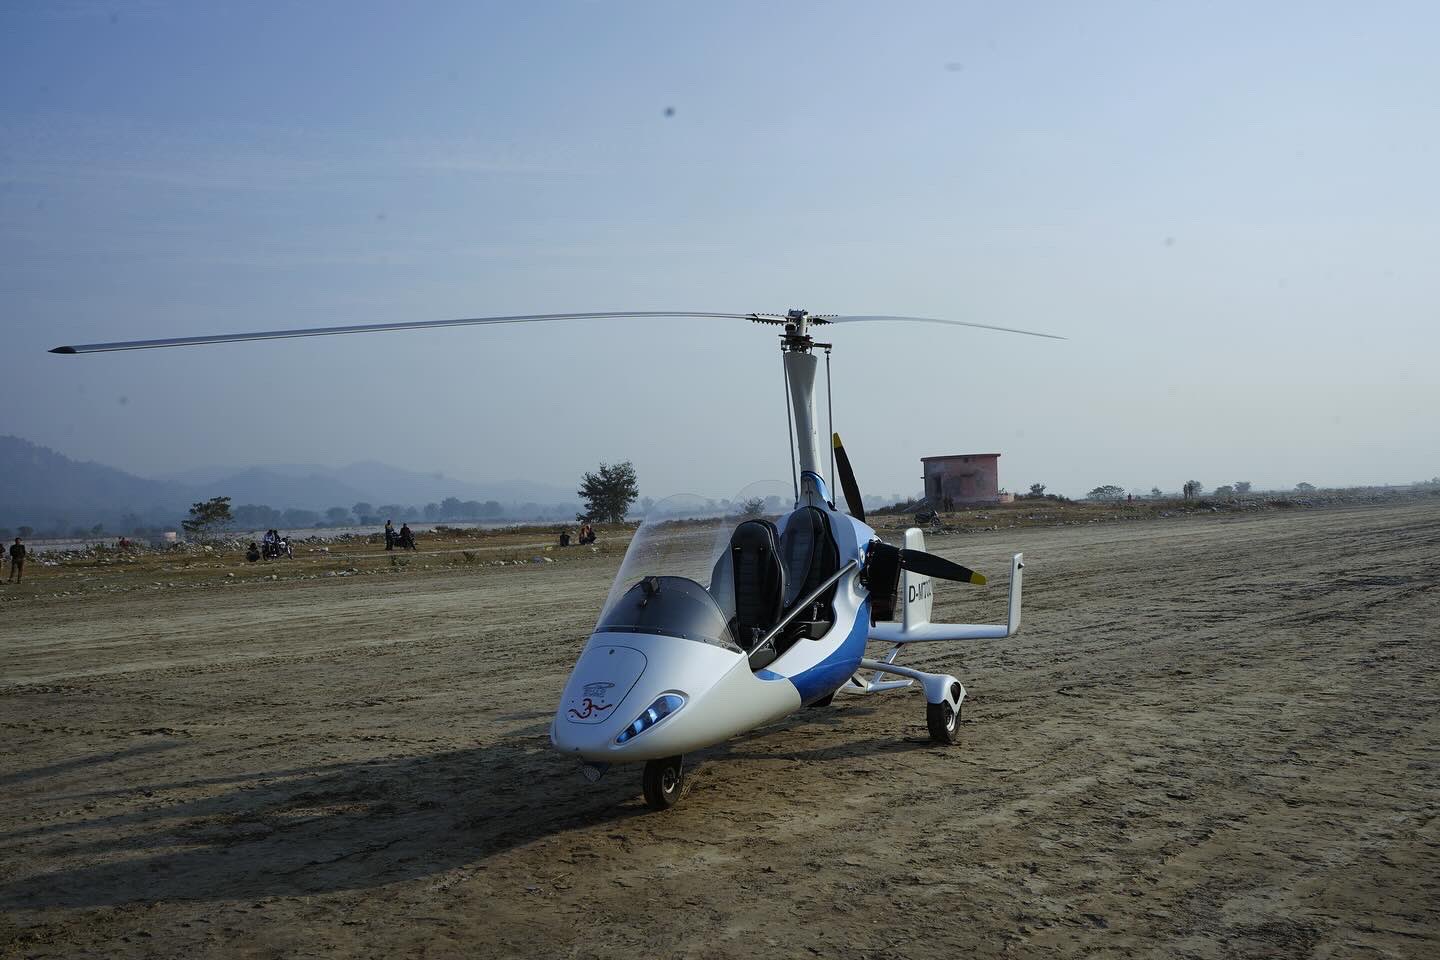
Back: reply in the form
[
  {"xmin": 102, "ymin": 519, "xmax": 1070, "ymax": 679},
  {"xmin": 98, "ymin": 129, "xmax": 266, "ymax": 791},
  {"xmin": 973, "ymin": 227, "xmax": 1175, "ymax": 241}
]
[
  {"xmin": 48, "ymin": 310, "xmax": 1063, "ymax": 354},
  {"xmin": 861, "ymin": 540, "xmax": 986, "ymax": 619},
  {"xmin": 897, "ymin": 549, "xmax": 987, "ymax": 586},
  {"xmin": 830, "ymin": 433, "xmax": 866, "ymax": 522}
]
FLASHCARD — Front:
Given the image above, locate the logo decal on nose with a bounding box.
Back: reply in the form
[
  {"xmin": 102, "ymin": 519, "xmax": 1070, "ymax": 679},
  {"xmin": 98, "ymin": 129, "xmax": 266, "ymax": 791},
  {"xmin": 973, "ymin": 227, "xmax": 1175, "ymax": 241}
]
[{"xmin": 568, "ymin": 681, "xmax": 617, "ymax": 721}]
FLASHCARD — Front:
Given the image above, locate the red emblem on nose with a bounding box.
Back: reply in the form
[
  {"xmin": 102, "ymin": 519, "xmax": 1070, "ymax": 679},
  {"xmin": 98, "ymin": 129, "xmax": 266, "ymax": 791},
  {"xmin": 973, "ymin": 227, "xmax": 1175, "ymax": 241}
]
[{"xmin": 568, "ymin": 697, "xmax": 616, "ymax": 720}]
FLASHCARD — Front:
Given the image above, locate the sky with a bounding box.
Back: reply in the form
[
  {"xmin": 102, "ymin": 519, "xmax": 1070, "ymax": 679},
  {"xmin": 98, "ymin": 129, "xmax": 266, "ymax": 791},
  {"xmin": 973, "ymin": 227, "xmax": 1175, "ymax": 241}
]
[{"xmin": 2, "ymin": 0, "xmax": 1437, "ymax": 502}]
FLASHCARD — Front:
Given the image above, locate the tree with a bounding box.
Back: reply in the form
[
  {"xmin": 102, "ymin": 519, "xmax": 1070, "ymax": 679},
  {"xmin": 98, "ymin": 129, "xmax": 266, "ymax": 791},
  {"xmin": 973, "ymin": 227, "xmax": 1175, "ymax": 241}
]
[
  {"xmin": 181, "ymin": 496, "xmax": 233, "ymax": 540},
  {"xmin": 1183, "ymin": 480, "xmax": 1203, "ymax": 501},
  {"xmin": 423, "ymin": 502, "xmax": 440, "ymax": 521},
  {"xmin": 281, "ymin": 508, "xmax": 320, "ymax": 528},
  {"xmin": 1235, "ymin": 481, "xmax": 1252, "ymax": 494},
  {"xmin": 352, "ymin": 502, "xmax": 374, "ymax": 523},
  {"xmin": 739, "ymin": 497, "xmax": 766, "ymax": 517},
  {"xmin": 1087, "ymin": 484, "xmax": 1126, "ymax": 501},
  {"xmin": 440, "ymin": 497, "xmax": 463, "ymax": 519},
  {"xmin": 1150, "ymin": 487, "xmax": 1163, "ymax": 498},
  {"xmin": 577, "ymin": 461, "xmax": 639, "ymax": 523},
  {"xmin": 326, "ymin": 506, "xmax": 351, "ymax": 525},
  {"xmin": 1028, "ymin": 483, "xmax": 1046, "ymax": 498},
  {"xmin": 1214, "ymin": 485, "xmax": 1235, "ymax": 497},
  {"xmin": 233, "ymin": 503, "xmax": 281, "ymax": 529},
  {"xmin": 1295, "ymin": 482, "xmax": 1316, "ymax": 493}
]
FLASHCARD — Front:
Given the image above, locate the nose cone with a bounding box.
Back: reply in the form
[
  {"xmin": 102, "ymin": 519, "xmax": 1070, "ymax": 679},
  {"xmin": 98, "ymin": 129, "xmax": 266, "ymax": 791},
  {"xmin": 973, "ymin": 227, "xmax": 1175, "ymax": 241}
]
[
  {"xmin": 559, "ymin": 643, "xmax": 647, "ymax": 727},
  {"xmin": 552, "ymin": 632, "xmax": 747, "ymax": 760},
  {"xmin": 551, "ymin": 640, "xmax": 651, "ymax": 755}
]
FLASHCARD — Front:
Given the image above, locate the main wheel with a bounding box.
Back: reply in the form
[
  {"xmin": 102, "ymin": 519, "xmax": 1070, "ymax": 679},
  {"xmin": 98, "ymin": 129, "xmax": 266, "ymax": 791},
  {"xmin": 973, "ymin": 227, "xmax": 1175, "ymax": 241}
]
[
  {"xmin": 926, "ymin": 701, "xmax": 961, "ymax": 744},
  {"xmin": 807, "ymin": 692, "xmax": 835, "ymax": 708},
  {"xmin": 642, "ymin": 755, "xmax": 685, "ymax": 810}
]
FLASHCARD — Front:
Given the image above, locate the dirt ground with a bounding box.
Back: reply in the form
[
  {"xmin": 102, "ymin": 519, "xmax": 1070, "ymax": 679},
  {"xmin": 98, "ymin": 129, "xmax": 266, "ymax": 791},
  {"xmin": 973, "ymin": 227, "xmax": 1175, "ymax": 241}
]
[{"xmin": 2, "ymin": 500, "xmax": 1437, "ymax": 959}]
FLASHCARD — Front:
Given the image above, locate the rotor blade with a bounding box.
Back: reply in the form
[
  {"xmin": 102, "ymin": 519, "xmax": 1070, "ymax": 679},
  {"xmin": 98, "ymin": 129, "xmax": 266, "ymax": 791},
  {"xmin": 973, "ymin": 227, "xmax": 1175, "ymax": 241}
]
[
  {"xmin": 897, "ymin": 549, "xmax": 987, "ymax": 586},
  {"xmin": 822, "ymin": 315, "xmax": 1065, "ymax": 340},
  {"xmin": 48, "ymin": 311, "xmax": 783, "ymax": 354},
  {"xmin": 831, "ymin": 432, "xmax": 866, "ymax": 522}
]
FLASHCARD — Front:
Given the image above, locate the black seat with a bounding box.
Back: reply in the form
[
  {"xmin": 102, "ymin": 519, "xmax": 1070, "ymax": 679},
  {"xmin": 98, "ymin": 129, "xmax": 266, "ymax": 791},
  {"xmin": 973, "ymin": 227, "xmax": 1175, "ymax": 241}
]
[
  {"xmin": 777, "ymin": 509, "xmax": 840, "ymax": 653},
  {"xmin": 710, "ymin": 519, "xmax": 785, "ymax": 655},
  {"xmin": 779, "ymin": 507, "xmax": 840, "ymax": 629}
]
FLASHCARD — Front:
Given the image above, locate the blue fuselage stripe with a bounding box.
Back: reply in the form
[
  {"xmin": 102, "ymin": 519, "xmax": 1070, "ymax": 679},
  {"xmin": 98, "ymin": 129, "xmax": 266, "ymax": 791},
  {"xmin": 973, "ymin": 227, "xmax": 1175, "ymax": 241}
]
[{"xmin": 789, "ymin": 598, "xmax": 871, "ymax": 704}]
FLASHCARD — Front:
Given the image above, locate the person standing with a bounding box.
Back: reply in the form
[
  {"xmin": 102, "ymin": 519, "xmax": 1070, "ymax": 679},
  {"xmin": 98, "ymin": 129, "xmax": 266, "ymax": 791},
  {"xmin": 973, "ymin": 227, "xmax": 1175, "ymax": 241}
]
[
  {"xmin": 6, "ymin": 537, "xmax": 25, "ymax": 583},
  {"xmin": 384, "ymin": 519, "xmax": 396, "ymax": 551}
]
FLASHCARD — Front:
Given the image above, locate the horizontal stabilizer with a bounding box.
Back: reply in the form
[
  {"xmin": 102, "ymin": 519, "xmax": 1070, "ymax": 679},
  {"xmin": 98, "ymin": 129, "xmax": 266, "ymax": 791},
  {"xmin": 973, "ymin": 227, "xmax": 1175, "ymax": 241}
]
[
  {"xmin": 870, "ymin": 622, "xmax": 1009, "ymax": 643},
  {"xmin": 869, "ymin": 553, "xmax": 1023, "ymax": 643}
]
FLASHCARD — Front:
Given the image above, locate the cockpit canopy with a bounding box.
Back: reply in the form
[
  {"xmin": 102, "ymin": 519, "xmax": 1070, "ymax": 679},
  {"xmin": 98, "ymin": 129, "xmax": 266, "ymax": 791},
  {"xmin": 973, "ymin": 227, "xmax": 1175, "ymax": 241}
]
[{"xmin": 594, "ymin": 483, "xmax": 842, "ymax": 658}]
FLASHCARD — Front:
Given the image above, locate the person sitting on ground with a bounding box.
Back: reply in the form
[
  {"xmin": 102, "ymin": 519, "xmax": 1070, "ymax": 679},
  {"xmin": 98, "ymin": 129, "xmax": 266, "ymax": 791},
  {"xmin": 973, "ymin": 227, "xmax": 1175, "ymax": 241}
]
[
  {"xmin": 246, "ymin": 541, "xmax": 261, "ymax": 563},
  {"xmin": 559, "ymin": 530, "xmax": 572, "ymax": 547}
]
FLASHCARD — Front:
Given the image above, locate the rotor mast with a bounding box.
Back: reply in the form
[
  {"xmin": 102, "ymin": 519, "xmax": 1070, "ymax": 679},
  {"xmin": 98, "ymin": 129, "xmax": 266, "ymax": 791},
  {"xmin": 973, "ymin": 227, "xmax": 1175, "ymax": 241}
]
[{"xmin": 778, "ymin": 309, "xmax": 831, "ymax": 507}]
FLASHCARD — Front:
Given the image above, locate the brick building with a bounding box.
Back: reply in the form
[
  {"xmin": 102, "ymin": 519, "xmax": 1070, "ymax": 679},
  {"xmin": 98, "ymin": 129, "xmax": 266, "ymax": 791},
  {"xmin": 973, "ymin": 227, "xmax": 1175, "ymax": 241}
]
[{"xmin": 921, "ymin": 453, "xmax": 1002, "ymax": 506}]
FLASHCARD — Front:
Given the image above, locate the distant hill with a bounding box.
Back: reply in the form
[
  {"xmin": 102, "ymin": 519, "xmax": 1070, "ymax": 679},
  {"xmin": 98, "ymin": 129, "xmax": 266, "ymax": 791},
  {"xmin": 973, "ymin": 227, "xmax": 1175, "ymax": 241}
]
[
  {"xmin": 0, "ymin": 435, "xmax": 190, "ymax": 531},
  {"xmin": 0, "ymin": 435, "xmax": 580, "ymax": 534},
  {"xmin": 154, "ymin": 459, "xmax": 576, "ymax": 508},
  {"xmin": 191, "ymin": 468, "xmax": 373, "ymax": 512},
  {"xmin": 326, "ymin": 460, "xmax": 576, "ymax": 507}
]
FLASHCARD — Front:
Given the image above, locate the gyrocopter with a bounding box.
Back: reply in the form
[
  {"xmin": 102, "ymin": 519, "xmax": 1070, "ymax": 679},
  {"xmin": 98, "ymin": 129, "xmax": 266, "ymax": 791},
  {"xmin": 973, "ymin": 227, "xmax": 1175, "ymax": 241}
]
[{"xmin": 50, "ymin": 307, "xmax": 1061, "ymax": 809}]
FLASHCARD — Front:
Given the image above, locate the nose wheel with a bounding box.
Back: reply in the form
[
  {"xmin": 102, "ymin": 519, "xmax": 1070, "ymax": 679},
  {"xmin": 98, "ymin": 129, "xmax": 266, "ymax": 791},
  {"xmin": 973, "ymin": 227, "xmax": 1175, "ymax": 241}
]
[{"xmin": 642, "ymin": 755, "xmax": 685, "ymax": 809}]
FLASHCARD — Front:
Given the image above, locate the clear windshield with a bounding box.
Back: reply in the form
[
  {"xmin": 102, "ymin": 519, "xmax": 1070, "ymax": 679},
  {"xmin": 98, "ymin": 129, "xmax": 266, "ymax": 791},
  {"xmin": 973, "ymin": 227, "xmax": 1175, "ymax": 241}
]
[{"xmin": 595, "ymin": 482, "xmax": 793, "ymax": 650}]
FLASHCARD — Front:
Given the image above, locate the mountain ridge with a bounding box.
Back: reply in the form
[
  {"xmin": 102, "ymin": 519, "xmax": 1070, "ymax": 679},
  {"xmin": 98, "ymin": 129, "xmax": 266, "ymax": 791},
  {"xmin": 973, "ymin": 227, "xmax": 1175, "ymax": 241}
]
[{"xmin": 0, "ymin": 435, "xmax": 580, "ymax": 531}]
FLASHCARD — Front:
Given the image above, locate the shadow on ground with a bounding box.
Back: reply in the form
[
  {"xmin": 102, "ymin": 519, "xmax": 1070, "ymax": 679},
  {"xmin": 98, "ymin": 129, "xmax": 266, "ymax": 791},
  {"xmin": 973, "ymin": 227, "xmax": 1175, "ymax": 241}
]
[{"xmin": 2, "ymin": 702, "xmax": 909, "ymax": 909}]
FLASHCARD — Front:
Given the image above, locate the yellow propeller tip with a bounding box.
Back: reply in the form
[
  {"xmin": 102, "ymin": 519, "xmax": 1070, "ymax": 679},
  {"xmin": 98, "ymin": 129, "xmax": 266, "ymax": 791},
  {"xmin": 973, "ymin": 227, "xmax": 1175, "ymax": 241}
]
[
  {"xmin": 831, "ymin": 433, "xmax": 843, "ymax": 448},
  {"xmin": 972, "ymin": 574, "xmax": 988, "ymax": 585}
]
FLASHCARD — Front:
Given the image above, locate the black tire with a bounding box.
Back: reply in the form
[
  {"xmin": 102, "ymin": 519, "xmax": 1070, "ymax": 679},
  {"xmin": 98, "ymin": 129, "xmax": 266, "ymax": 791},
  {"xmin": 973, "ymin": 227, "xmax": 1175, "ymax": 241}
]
[
  {"xmin": 642, "ymin": 756, "xmax": 685, "ymax": 810},
  {"xmin": 926, "ymin": 701, "xmax": 961, "ymax": 744}
]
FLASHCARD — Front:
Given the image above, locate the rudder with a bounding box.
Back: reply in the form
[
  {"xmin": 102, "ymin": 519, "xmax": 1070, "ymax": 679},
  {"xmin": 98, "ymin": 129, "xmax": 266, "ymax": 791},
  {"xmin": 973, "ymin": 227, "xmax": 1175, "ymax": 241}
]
[{"xmin": 901, "ymin": 527, "xmax": 934, "ymax": 630}]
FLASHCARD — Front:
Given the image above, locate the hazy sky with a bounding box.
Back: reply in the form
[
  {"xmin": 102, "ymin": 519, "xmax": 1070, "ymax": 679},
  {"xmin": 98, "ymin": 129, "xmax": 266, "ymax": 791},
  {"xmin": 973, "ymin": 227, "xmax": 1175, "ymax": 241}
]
[{"xmin": 3, "ymin": 1, "xmax": 1436, "ymax": 502}]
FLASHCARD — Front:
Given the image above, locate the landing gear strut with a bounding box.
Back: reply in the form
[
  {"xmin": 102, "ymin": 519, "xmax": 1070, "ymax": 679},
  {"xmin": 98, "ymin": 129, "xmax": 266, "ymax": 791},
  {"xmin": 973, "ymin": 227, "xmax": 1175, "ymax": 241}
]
[{"xmin": 642, "ymin": 755, "xmax": 685, "ymax": 809}]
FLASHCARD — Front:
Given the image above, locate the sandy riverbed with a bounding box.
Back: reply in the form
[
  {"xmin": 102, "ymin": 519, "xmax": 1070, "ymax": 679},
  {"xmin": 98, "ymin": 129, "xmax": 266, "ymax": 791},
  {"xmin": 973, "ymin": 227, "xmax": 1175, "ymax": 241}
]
[{"xmin": 2, "ymin": 500, "xmax": 1437, "ymax": 958}]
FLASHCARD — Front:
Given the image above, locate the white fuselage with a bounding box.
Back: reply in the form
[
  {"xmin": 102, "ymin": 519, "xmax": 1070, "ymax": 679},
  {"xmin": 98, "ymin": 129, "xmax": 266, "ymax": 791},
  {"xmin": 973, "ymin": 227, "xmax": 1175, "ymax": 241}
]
[
  {"xmin": 551, "ymin": 323, "xmax": 880, "ymax": 763},
  {"xmin": 551, "ymin": 504, "xmax": 875, "ymax": 762}
]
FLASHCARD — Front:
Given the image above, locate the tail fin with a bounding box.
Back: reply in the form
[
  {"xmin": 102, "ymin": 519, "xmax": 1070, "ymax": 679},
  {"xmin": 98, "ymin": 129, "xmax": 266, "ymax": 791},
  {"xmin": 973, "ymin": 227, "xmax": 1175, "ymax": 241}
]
[
  {"xmin": 901, "ymin": 527, "xmax": 934, "ymax": 631},
  {"xmin": 1004, "ymin": 553, "xmax": 1023, "ymax": 637}
]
